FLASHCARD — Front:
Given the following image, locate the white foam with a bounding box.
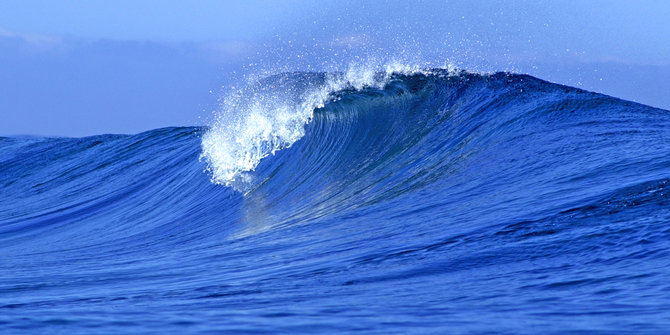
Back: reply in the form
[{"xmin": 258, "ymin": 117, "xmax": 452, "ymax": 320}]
[{"xmin": 200, "ymin": 63, "xmax": 444, "ymax": 188}]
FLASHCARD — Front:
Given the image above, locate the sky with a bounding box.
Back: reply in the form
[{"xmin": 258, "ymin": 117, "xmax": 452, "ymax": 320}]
[{"xmin": 1, "ymin": 0, "xmax": 669, "ymax": 136}]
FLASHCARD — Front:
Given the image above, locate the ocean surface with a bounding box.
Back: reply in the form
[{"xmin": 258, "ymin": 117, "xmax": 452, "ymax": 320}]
[{"xmin": 1, "ymin": 69, "xmax": 670, "ymax": 333}]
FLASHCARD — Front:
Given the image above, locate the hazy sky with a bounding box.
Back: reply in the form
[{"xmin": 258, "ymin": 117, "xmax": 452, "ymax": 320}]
[{"xmin": 1, "ymin": 0, "xmax": 669, "ymax": 136}]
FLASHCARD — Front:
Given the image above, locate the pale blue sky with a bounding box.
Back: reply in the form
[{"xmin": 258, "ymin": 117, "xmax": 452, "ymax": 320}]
[{"xmin": 1, "ymin": 0, "xmax": 669, "ymax": 136}]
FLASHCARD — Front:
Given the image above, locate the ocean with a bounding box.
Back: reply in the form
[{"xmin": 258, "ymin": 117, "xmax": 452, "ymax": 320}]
[{"xmin": 1, "ymin": 68, "xmax": 670, "ymax": 333}]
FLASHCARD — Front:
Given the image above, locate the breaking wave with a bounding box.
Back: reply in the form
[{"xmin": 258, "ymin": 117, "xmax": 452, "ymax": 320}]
[{"xmin": 2, "ymin": 67, "xmax": 670, "ymax": 333}]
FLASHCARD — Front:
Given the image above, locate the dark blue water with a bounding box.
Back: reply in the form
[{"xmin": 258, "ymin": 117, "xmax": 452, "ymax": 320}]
[{"xmin": 2, "ymin": 70, "xmax": 670, "ymax": 333}]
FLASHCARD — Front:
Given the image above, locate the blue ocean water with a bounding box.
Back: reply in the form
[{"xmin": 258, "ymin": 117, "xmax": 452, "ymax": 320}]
[{"xmin": 1, "ymin": 69, "xmax": 670, "ymax": 333}]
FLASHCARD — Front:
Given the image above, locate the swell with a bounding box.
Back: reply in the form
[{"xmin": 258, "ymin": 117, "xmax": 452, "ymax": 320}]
[
  {"xmin": 2, "ymin": 70, "xmax": 670, "ymax": 332},
  {"xmin": 224, "ymin": 70, "xmax": 670, "ymax": 235},
  {"xmin": 0, "ymin": 127, "xmax": 241, "ymax": 252},
  {"xmin": 2, "ymin": 70, "xmax": 669, "ymax": 243}
]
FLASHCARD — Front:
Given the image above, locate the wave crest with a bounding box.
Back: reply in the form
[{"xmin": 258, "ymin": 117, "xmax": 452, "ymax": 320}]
[{"xmin": 200, "ymin": 63, "xmax": 434, "ymax": 187}]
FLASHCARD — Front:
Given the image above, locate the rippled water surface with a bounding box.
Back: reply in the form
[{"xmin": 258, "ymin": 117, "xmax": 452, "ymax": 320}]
[{"xmin": 2, "ymin": 70, "xmax": 670, "ymax": 333}]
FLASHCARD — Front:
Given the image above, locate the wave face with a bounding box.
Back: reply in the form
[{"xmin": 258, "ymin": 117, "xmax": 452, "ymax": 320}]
[{"xmin": 2, "ymin": 70, "xmax": 670, "ymax": 333}]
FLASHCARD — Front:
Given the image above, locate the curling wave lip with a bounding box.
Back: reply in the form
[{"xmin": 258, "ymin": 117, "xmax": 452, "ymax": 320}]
[{"xmin": 1, "ymin": 68, "xmax": 670, "ymax": 333}]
